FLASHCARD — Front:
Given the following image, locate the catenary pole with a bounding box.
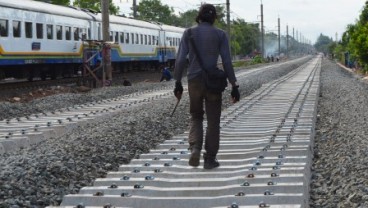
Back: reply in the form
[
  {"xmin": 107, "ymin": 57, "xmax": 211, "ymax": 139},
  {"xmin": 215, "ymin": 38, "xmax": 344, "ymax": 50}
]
[
  {"xmin": 261, "ymin": 3, "xmax": 264, "ymax": 58},
  {"xmin": 278, "ymin": 17, "xmax": 280, "ymax": 56},
  {"xmin": 101, "ymin": 0, "xmax": 112, "ymax": 85},
  {"xmin": 226, "ymin": 0, "xmax": 231, "ymax": 55},
  {"xmin": 286, "ymin": 25, "xmax": 289, "ymax": 57},
  {"xmin": 133, "ymin": 0, "xmax": 137, "ymax": 18}
]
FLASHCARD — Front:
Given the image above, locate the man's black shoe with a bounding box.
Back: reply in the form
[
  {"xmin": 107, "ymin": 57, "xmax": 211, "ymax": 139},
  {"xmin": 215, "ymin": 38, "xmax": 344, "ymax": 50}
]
[
  {"xmin": 188, "ymin": 149, "xmax": 201, "ymax": 167},
  {"xmin": 204, "ymin": 158, "xmax": 220, "ymax": 169}
]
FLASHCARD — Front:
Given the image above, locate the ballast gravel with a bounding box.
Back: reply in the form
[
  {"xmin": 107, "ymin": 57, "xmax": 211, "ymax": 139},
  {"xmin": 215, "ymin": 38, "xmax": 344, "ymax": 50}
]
[
  {"xmin": 309, "ymin": 59, "xmax": 368, "ymax": 207},
  {"xmin": 0, "ymin": 57, "xmax": 326, "ymax": 208}
]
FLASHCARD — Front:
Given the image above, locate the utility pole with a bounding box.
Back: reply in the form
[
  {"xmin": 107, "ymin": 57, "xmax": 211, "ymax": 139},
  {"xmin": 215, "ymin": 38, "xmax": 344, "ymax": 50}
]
[
  {"xmin": 260, "ymin": 3, "xmax": 264, "ymax": 58},
  {"xmin": 278, "ymin": 17, "xmax": 280, "ymax": 56},
  {"xmin": 101, "ymin": 0, "xmax": 112, "ymax": 86},
  {"xmin": 226, "ymin": 0, "xmax": 231, "ymax": 51},
  {"xmin": 335, "ymin": 32, "xmax": 338, "ymax": 42},
  {"xmin": 296, "ymin": 30, "xmax": 298, "ymax": 42},
  {"xmin": 133, "ymin": 0, "xmax": 137, "ymax": 18},
  {"xmin": 286, "ymin": 25, "xmax": 289, "ymax": 57},
  {"xmin": 292, "ymin": 27, "xmax": 294, "ymax": 54},
  {"xmin": 300, "ymin": 33, "xmax": 302, "ymax": 54}
]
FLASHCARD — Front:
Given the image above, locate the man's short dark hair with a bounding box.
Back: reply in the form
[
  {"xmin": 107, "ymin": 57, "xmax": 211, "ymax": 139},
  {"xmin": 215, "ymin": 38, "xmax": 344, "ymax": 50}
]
[{"xmin": 196, "ymin": 4, "xmax": 217, "ymax": 24}]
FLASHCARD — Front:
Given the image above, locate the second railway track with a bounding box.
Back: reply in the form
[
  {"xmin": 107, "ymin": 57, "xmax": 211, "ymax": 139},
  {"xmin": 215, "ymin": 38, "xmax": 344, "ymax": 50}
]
[{"xmin": 47, "ymin": 56, "xmax": 322, "ymax": 208}]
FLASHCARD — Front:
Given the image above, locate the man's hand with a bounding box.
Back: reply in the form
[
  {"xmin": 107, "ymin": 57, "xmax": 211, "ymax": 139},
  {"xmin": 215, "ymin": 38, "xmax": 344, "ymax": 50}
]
[
  {"xmin": 174, "ymin": 81, "xmax": 183, "ymax": 100},
  {"xmin": 231, "ymin": 85, "xmax": 240, "ymax": 103}
]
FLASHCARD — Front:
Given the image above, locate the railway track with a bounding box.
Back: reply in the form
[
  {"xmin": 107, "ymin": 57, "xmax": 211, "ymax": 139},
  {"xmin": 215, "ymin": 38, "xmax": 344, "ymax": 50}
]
[
  {"xmin": 0, "ymin": 72, "xmax": 129, "ymax": 99},
  {"xmin": 0, "ymin": 56, "xmax": 319, "ymax": 207},
  {"xmin": 46, "ymin": 57, "xmax": 320, "ymax": 208},
  {"xmin": 0, "ymin": 86, "xmax": 174, "ymax": 154},
  {"xmin": 0, "ymin": 57, "xmax": 310, "ymax": 154}
]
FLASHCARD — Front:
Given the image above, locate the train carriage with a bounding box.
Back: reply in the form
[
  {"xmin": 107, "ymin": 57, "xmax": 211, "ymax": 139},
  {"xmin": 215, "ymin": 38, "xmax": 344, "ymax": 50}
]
[
  {"xmin": 0, "ymin": 0, "xmax": 185, "ymax": 81},
  {"xmin": 0, "ymin": 0, "xmax": 95, "ymax": 80},
  {"xmin": 160, "ymin": 24, "xmax": 185, "ymax": 65},
  {"xmin": 107, "ymin": 15, "xmax": 161, "ymax": 72}
]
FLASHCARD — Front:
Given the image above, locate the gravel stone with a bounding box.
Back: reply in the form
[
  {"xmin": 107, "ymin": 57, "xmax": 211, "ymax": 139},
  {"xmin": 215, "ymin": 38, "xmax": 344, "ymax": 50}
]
[
  {"xmin": 310, "ymin": 59, "xmax": 368, "ymax": 207},
  {"xmin": 0, "ymin": 57, "xmax": 312, "ymax": 207}
]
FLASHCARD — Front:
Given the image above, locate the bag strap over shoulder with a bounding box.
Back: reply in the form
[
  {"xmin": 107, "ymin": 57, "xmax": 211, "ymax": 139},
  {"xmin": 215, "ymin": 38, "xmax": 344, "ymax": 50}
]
[{"xmin": 188, "ymin": 28, "xmax": 208, "ymax": 73}]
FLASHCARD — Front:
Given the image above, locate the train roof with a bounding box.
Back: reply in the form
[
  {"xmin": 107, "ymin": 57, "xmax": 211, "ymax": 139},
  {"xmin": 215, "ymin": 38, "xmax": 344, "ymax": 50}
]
[
  {"xmin": 102, "ymin": 15, "xmax": 161, "ymax": 30},
  {"xmin": 0, "ymin": 0, "xmax": 186, "ymax": 33},
  {"xmin": 160, "ymin": 24, "xmax": 186, "ymax": 33},
  {"xmin": 0, "ymin": 0, "xmax": 93, "ymax": 20}
]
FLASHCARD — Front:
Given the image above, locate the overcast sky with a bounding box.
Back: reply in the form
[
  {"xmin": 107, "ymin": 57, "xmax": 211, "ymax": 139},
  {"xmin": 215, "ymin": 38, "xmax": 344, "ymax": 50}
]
[{"xmin": 114, "ymin": 0, "xmax": 366, "ymax": 44}]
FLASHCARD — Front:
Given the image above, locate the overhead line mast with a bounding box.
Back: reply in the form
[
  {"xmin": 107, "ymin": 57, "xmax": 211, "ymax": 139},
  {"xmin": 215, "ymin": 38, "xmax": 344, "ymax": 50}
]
[
  {"xmin": 101, "ymin": 0, "xmax": 112, "ymax": 86},
  {"xmin": 226, "ymin": 0, "xmax": 231, "ymax": 51}
]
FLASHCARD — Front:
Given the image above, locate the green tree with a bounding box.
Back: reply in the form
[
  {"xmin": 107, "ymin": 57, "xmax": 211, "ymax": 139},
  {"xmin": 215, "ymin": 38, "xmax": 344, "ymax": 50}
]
[
  {"xmin": 336, "ymin": 2, "xmax": 368, "ymax": 71},
  {"xmin": 349, "ymin": 24, "xmax": 368, "ymax": 68},
  {"xmin": 231, "ymin": 19, "xmax": 260, "ymax": 56},
  {"xmin": 214, "ymin": 5, "xmax": 227, "ymax": 28},
  {"xmin": 358, "ymin": 1, "xmax": 368, "ymax": 25},
  {"xmin": 175, "ymin": 9, "xmax": 198, "ymax": 28},
  {"xmin": 73, "ymin": 0, "xmax": 119, "ymax": 15},
  {"xmin": 314, "ymin": 34, "xmax": 334, "ymax": 54},
  {"xmin": 333, "ymin": 41, "xmax": 345, "ymax": 61},
  {"xmin": 135, "ymin": 0, "xmax": 176, "ymax": 25}
]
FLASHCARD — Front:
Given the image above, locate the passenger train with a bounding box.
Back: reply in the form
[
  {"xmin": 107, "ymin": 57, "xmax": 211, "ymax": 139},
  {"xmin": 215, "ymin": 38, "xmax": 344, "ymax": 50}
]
[{"xmin": 0, "ymin": 0, "xmax": 185, "ymax": 81}]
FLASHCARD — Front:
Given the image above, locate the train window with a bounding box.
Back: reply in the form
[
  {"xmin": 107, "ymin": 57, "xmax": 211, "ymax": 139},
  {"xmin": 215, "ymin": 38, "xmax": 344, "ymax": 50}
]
[
  {"xmin": 56, "ymin": 25, "xmax": 62, "ymax": 40},
  {"xmin": 144, "ymin": 35, "xmax": 147, "ymax": 45},
  {"xmin": 36, "ymin": 23, "xmax": 43, "ymax": 39},
  {"xmin": 120, "ymin": 32, "xmax": 124, "ymax": 43},
  {"xmin": 109, "ymin": 31, "xmax": 113, "ymax": 41},
  {"xmin": 148, "ymin": 35, "xmax": 151, "ymax": 45},
  {"xmin": 13, "ymin": 21, "xmax": 21, "ymax": 38},
  {"xmin": 125, "ymin": 32, "xmax": 129, "ymax": 44},
  {"xmin": 140, "ymin": 34, "xmax": 143, "ymax": 45},
  {"xmin": 88, "ymin": 28, "xmax": 91, "ymax": 39},
  {"xmin": 47, "ymin": 24, "xmax": 53, "ymax": 39},
  {"xmin": 25, "ymin": 22, "xmax": 33, "ymax": 38},
  {"xmin": 131, "ymin": 33, "xmax": 134, "ymax": 44},
  {"xmin": 97, "ymin": 24, "xmax": 101, "ymax": 40},
  {"xmin": 152, "ymin": 36, "xmax": 155, "ymax": 45},
  {"xmin": 135, "ymin": 33, "xmax": 138, "ymax": 44},
  {"xmin": 115, "ymin": 32, "xmax": 119, "ymax": 43},
  {"xmin": 65, "ymin": 26, "xmax": 71, "ymax": 40},
  {"xmin": 0, "ymin": 19, "xmax": 8, "ymax": 37},
  {"xmin": 73, "ymin": 27, "xmax": 79, "ymax": 40},
  {"xmin": 80, "ymin": 28, "xmax": 86, "ymax": 40}
]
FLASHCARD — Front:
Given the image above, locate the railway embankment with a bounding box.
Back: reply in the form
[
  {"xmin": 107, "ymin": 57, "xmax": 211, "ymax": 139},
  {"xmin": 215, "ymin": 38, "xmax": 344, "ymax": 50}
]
[
  {"xmin": 309, "ymin": 59, "xmax": 368, "ymax": 207},
  {"xmin": 0, "ymin": 56, "xmax": 342, "ymax": 208}
]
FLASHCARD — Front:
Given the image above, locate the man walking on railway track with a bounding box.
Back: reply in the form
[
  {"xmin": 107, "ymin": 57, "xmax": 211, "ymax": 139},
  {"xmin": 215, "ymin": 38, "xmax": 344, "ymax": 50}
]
[{"xmin": 173, "ymin": 3, "xmax": 240, "ymax": 169}]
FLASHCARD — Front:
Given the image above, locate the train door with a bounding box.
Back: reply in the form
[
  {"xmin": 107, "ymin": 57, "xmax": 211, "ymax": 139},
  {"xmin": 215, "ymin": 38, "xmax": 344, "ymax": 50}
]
[{"xmin": 158, "ymin": 30, "xmax": 167, "ymax": 63}]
